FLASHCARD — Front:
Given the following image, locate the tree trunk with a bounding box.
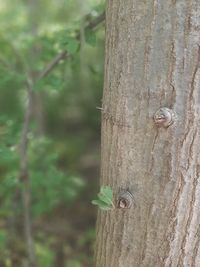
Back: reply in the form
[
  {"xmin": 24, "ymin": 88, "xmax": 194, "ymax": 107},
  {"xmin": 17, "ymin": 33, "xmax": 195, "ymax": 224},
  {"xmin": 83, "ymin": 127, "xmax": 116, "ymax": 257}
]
[{"xmin": 95, "ymin": 0, "xmax": 200, "ymax": 266}]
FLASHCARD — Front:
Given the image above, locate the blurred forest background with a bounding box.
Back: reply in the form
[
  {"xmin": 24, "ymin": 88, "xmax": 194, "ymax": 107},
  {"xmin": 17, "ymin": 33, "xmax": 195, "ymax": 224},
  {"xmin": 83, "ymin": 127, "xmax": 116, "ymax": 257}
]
[{"xmin": 0, "ymin": 0, "xmax": 105, "ymax": 266}]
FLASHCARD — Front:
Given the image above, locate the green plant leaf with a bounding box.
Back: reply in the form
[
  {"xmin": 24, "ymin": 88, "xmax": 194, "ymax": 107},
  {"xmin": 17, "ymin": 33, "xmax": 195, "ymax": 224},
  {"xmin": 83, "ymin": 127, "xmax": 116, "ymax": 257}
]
[
  {"xmin": 98, "ymin": 186, "xmax": 113, "ymax": 205},
  {"xmin": 91, "ymin": 199, "xmax": 111, "ymax": 210},
  {"xmin": 65, "ymin": 37, "xmax": 79, "ymax": 54},
  {"xmin": 92, "ymin": 186, "xmax": 114, "ymax": 210},
  {"xmin": 85, "ymin": 30, "xmax": 96, "ymax": 47}
]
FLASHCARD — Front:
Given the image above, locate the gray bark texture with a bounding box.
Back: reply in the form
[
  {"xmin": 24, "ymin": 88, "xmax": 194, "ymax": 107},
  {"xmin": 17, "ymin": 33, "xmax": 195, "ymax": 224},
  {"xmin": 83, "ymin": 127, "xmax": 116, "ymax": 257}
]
[{"xmin": 95, "ymin": 0, "xmax": 200, "ymax": 266}]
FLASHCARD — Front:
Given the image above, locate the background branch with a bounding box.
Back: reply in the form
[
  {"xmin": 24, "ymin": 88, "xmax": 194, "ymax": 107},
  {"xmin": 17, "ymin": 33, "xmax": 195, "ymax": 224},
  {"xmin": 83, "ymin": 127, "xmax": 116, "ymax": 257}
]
[
  {"xmin": 19, "ymin": 79, "xmax": 36, "ymax": 267},
  {"xmin": 38, "ymin": 12, "xmax": 105, "ymax": 81}
]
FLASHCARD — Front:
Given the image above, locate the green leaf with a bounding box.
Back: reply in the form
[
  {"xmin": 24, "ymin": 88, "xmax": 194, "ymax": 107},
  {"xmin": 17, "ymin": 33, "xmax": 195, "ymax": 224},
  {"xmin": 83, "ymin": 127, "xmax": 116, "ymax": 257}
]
[
  {"xmin": 94, "ymin": 3, "xmax": 105, "ymax": 13},
  {"xmin": 92, "ymin": 186, "xmax": 114, "ymax": 210},
  {"xmin": 85, "ymin": 30, "xmax": 96, "ymax": 47},
  {"xmin": 98, "ymin": 186, "xmax": 113, "ymax": 205},
  {"xmin": 91, "ymin": 199, "xmax": 111, "ymax": 210},
  {"xmin": 65, "ymin": 37, "xmax": 79, "ymax": 54}
]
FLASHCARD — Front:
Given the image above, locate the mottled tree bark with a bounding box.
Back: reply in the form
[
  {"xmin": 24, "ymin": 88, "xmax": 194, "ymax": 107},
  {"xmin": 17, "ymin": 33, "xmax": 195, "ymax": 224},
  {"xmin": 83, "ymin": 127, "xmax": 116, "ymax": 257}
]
[{"xmin": 95, "ymin": 0, "xmax": 200, "ymax": 266}]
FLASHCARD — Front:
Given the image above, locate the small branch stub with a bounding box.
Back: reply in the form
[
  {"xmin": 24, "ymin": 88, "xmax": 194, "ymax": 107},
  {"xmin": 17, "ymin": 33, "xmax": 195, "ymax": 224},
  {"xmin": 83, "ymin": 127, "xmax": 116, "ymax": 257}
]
[
  {"xmin": 154, "ymin": 107, "xmax": 176, "ymax": 127},
  {"xmin": 117, "ymin": 191, "xmax": 133, "ymax": 209}
]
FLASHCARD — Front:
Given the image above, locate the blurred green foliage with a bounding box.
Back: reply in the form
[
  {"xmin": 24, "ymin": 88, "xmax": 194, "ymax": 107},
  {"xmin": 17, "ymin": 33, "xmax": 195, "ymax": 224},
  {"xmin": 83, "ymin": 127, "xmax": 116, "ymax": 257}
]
[{"xmin": 0, "ymin": 0, "xmax": 105, "ymax": 266}]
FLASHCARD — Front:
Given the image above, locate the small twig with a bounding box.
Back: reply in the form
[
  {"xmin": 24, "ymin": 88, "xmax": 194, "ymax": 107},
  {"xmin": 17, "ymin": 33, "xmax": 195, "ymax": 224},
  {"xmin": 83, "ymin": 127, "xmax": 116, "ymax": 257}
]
[
  {"xmin": 37, "ymin": 51, "xmax": 69, "ymax": 80},
  {"xmin": 96, "ymin": 106, "xmax": 104, "ymax": 111}
]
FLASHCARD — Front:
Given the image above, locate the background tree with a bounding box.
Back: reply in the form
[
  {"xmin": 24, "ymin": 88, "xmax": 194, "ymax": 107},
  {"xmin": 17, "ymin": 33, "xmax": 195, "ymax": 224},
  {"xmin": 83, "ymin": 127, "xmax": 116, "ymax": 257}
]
[
  {"xmin": 0, "ymin": 0, "xmax": 105, "ymax": 266},
  {"xmin": 95, "ymin": 0, "xmax": 200, "ymax": 266}
]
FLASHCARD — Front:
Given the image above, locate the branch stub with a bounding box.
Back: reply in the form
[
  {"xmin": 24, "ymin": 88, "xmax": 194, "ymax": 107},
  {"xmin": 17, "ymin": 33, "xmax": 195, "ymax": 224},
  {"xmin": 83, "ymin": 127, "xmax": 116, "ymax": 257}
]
[
  {"xmin": 117, "ymin": 191, "xmax": 133, "ymax": 209},
  {"xmin": 154, "ymin": 107, "xmax": 176, "ymax": 127}
]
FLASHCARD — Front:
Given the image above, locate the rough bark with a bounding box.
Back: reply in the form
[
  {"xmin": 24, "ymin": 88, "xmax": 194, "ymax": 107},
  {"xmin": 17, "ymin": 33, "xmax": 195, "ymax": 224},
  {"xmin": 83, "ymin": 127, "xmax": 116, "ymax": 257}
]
[{"xmin": 95, "ymin": 0, "xmax": 200, "ymax": 266}]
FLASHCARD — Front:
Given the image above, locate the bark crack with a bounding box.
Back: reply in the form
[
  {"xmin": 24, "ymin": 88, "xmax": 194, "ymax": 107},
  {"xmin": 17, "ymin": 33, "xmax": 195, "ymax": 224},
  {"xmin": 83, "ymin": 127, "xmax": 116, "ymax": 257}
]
[
  {"xmin": 189, "ymin": 45, "xmax": 200, "ymax": 104},
  {"xmin": 149, "ymin": 129, "xmax": 159, "ymax": 173}
]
